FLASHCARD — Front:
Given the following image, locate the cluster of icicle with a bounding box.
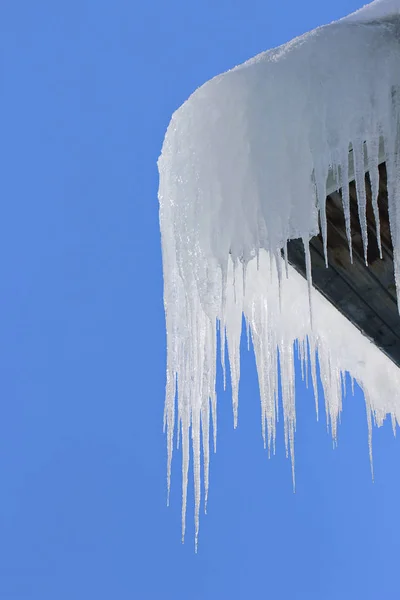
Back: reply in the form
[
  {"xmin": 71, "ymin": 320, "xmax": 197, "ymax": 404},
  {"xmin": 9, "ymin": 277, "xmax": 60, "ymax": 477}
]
[{"xmin": 158, "ymin": 0, "xmax": 400, "ymax": 548}]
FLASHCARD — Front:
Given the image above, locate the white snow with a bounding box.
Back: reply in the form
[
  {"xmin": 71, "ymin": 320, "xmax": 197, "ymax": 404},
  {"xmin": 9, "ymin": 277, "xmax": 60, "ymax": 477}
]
[
  {"xmin": 344, "ymin": 0, "xmax": 400, "ymax": 22},
  {"xmin": 158, "ymin": 0, "xmax": 400, "ymax": 547}
]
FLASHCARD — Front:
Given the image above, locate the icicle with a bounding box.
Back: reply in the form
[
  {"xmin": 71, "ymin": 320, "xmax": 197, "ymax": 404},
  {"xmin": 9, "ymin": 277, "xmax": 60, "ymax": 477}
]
[
  {"xmin": 242, "ymin": 260, "xmax": 247, "ymax": 298},
  {"xmin": 365, "ymin": 399, "xmax": 374, "ymax": 482},
  {"xmin": 304, "ymin": 338, "xmax": 309, "ymax": 390},
  {"xmin": 201, "ymin": 401, "xmax": 210, "ymax": 514},
  {"xmin": 309, "ymin": 336, "xmax": 319, "ymax": 421},
  {"xmin": 303, "ymin": 237, "xmax": 313, "ymax": 328},
  {"xmin": 314, "ymin": 165, "xmax": 328, "ymax": 266},
  {"xmin": 165, "ymin": 368, "xmax": 176, "ymax": 506},
  {"xmin": 181, "ymin": 408, "xmax": 190, "ymax": 544},
  {"xmin": 192, "ymin": 409, "xmax": 201, "ymax": 552},
  {"xmin": 341, "ymin": 370, "xmax": 347, "ymax": 399},
  {"xmin": 353, "ymin": 140, "xmax": 369, "ymax": 264},
  {"xmin": 233, "ymin": 260, "xmax": 237, "ymax": 304},
  {"xmin": 299, "ymin": 339, "xmax": 305, "ymax": 382},
  {"xmin": 391, "ymin": 413, "xmax": 397, "ymax": 438},
  {"xmin": 269, "ymin": 251, "xmax": 274, "ymax": 282},
  {"xmin": 340, "ymin": 147, "xmax": 353, "ymax": 263},
  {"xmin": 220, "ymin": 322, "xmax": 226, "ymax": 391},
  {"xmin": 279, "ymin": 341, "xmax": 296, "ymax": 490},
  {"xmin": 275, "ymin": 250, "xmax": 283, "ymax": 312},
  {"xmin": 366, "ymin": 136, "xmax": 382, "ymax": 258},
  {"xmin": 211, "ymin": 389, "xmax": 217, "ymax": 453},
  {"xmin": 283, "ymin": 241, "xmax": 289, "ymax": 278},
  {"xmin": 259, "ymin": 342, "xmax": 268, "ymax": 452},
  {"xmin": 226, "ymin": 276, "xmax": 242, "ymax": 429}
]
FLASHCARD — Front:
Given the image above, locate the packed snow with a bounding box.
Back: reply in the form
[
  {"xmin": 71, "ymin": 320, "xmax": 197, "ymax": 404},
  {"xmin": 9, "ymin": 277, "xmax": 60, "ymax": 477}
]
[{"xmin": 158, "ymin": 0, "xmax": 400, "ymax": 547}]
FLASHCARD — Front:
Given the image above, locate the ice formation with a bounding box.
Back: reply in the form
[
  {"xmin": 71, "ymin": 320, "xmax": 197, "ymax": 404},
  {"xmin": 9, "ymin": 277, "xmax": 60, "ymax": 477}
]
[{"xmin": 158, "ymin": 0, "xmax": 400, "ymax": 547}]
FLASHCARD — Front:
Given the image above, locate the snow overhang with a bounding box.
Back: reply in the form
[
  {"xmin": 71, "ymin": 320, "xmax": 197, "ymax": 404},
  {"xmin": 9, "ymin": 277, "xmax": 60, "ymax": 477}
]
[{"xmin": 158, "ymin": 0, "xmax": 400, "ymax": 545}]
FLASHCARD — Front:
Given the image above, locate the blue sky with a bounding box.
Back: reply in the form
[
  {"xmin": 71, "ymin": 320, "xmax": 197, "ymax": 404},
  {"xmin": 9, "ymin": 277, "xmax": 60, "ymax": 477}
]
[{"xmin": 1, "ymin": 0, "xmax": 400, "ymax": 598}]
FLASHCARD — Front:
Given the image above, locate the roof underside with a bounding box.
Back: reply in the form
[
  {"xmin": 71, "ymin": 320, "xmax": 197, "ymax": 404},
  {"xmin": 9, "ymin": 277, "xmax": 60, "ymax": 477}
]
[{"xmin": 287, "ymin": 162, "xmax": 400, "ymax": 366}]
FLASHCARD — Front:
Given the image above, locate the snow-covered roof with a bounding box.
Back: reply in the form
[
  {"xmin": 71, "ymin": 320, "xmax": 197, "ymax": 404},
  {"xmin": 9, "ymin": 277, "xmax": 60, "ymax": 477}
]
[{"xmin": 158, "ymin": 0, "xmax": 400, "ymax": 547}]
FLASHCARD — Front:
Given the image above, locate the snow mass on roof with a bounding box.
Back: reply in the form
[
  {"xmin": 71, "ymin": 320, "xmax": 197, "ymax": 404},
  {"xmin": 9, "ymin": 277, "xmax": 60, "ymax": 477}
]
[{"xmin": 158, "ymin": 0, "xmax": 400, "ymax": 547}]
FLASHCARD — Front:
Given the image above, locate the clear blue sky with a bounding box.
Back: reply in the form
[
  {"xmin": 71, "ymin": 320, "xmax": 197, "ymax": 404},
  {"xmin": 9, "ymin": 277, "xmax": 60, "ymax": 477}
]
[{"xmin": 1, "ymin": 1, "xmax": 399, "ymax": 598}]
